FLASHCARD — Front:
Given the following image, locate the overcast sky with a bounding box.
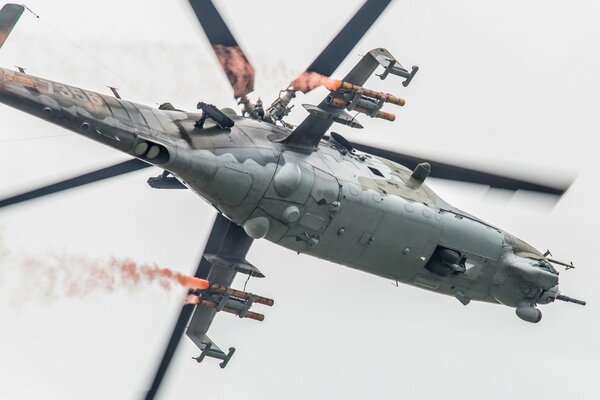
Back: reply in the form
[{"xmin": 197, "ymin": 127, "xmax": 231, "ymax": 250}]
[{"xmin": 0, "ymin": 0, "xmax": 598, "ymax": 399}]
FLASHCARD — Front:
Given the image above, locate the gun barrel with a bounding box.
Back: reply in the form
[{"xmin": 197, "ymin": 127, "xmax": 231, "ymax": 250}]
[{"xmin": 556, "ymin": 294, "xmax": 586, "ymax": 306}]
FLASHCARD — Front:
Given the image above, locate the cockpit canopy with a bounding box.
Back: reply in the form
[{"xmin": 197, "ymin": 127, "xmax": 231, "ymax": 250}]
[{"xmin": 504, "ymin": 233, "xmax": 544, "ymax": 260}]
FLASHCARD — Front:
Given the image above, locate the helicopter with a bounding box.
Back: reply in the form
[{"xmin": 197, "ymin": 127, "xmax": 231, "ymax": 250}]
[{"xmin": 0, "ymin": 1, "xmax": 586, "ymax": 399}]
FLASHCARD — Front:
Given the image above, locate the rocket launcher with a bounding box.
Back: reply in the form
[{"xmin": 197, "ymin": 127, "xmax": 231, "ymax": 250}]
[
  {"xmin": 204, "ymin": 283, "xmax": 274, "ymax": 306},
  {"xmin": 325, "ymin": 79, "xmax": 406, "ymax": 122},
  {"xmin": 326, "ymin": 96, "xmax": 396, "ymax": 121},
  {"xmin": 187, "ymin": 282, "xmax": 274, "ymax": 322},
  {"xmin": 332, "ymin": 80, "xmax": 406, "ymax": 106}
]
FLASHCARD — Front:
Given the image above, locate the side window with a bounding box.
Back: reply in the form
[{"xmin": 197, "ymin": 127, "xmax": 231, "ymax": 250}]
[{"xmin": 368, "ymin": 166, "xmax": 384, "ymax": 177}]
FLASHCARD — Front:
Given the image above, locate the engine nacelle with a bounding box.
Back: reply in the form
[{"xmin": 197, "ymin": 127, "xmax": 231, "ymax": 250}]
[{"xmin": 515, "ymin": 305, "xmax": 542, "ymax": 323}]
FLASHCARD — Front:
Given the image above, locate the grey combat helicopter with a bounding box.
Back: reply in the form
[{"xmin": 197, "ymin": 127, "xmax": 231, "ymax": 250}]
[{"xmin": 0, "ymin": 1, "xmax": 585, "ymax": 398}]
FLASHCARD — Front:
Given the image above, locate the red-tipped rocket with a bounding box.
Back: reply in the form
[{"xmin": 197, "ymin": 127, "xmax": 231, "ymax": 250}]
[
  {"xmin": 207, "ymin": 283, "xmax": 274, "ymax": 306},
  {"xmin": 335, "ymin": 81, "xmax": 406, "ymax": 107},
  {"xmin": 186, "ymin": 295, "xmax": 265, "ymax": 321},
  {"xmin": 326, "ymin": 97, "xmax": 396, "ymax": 121}
]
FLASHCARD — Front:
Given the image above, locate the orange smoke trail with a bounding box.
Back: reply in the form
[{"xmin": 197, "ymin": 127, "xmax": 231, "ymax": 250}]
[
  {"xmin": 111, "ymin": 259, "xmax": 209, "ymax": 291},
  {"xmin": 290, "ymin": 71, "xmax": 341, "ymax": 93},
  {"xmin": 8, "ymin": 251, "xmax": 209, "ymax": 303}
]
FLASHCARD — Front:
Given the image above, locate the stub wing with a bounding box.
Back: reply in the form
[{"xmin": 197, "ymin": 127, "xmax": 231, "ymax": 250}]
[
  {"xmin": 185, "ymin": 213, "xmax": 269, "ymax": 368},
  {"xmin": 146, "ymin": 214, "xmax": 270, "ymax": 399},
  {"xmin": 282, "ymin": 48, "xmax": 413, "ymax": 150},
  {"xmin": 185, "ymin": 216, "xmax": 250, "ymax": 367}
]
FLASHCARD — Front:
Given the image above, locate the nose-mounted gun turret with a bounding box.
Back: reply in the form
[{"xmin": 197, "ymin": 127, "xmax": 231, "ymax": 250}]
[{"xmin": 493, "ymin": 247, "xmax": 585, "ymax": 323}]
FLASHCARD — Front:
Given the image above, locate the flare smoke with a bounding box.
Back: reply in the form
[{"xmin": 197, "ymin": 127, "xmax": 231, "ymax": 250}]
[
  {"xmin": 290, "ymin": 71, "xmax": 341, "ymax": 93},
  {"xmin": 2, "ymin": 249, "xmax": 208, "ymax": 302}
]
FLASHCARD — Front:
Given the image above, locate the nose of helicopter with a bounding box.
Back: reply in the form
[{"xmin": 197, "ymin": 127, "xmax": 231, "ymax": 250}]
[{"xmin": 538, "ymin": 284, "xmax": 560, "ymax": 305}]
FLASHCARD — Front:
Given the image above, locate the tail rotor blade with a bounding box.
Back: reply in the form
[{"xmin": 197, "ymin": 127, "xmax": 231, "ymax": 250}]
[
  {"xmin": 187, "ymin": 0, "xmax": 255, "ymax": 99},
  {"xmin": 0, "ymin": 3, "xmax": 24, "ymax": 49}
]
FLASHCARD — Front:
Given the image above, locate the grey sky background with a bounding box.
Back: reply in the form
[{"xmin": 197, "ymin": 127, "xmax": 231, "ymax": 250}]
[{"xmin": 0, "ymin": 0, "xmax": 598, "ymax": 398}]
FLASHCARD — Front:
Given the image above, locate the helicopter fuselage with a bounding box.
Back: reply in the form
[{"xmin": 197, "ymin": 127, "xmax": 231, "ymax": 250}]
[{"xmin": 0, "ymin": 68, "xmax": 565, "ymax": 321}]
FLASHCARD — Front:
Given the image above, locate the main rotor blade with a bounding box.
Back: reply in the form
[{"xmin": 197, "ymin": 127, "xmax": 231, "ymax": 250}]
[
  {"xmin": 0, "ymin": 3, "xmax": 24, "ymax": 50},
  {"xmin": 0, "ymin": 159, "xmax": 151, "ymax": 208},
  {"xmin": 188, "ymin": 0, "xmax": 255, "ymax": 98},
  {"xmin": 306, "ymin": 0, "xmax": 392, "ymax": 77},
  {"xmin": 144, "ymin": 304, "xmax": 195, "ymax": 400},
  {"xmin": 351, "ymin": 141, "xmax": 573, "ymax": 195},
  {"xmin": 144, "ymin": 214, "xmax": 230, "ymax": 400}
]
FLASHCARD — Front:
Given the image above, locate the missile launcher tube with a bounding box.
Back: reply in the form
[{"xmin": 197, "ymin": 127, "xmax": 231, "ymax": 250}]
[
  {"xmin": 199, "ymin": 299, "xmax": 265, "ymax": 321},
  {"xmin": 208, "ymin": 283, "xmax": 274, "ymax": 306},
  {"xmin": 338, "ymin": 81, "xmax": 406, "ymax": 106},
  {"xmin": 327, "ymin": 97, "xmax": 395, "ymax": 121}
]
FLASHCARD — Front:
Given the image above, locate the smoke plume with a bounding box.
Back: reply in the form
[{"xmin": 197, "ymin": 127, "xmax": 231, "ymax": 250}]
[
  {"xmin": 290, "ymin": 71, "xmax": 341, "ymax": 93},
  {"xmin": 0, "ymin": 246, "xmax": 208, "ymax": 304}
]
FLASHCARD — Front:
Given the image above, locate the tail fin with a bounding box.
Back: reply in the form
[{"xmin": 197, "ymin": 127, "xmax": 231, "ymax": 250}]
[{"xmin": 0, "ymin": 3, "xmax": 24, "ymax": 49}]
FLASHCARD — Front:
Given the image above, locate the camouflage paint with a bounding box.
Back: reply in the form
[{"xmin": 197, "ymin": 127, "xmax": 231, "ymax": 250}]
[{"xmin": 0, "ymin": 68, "xmax": 564, "ymax": 314}]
